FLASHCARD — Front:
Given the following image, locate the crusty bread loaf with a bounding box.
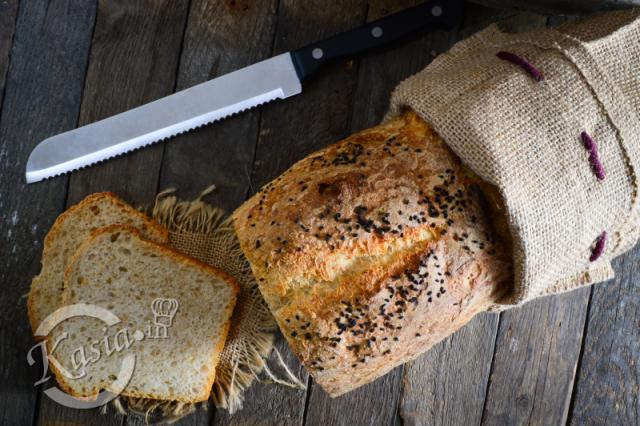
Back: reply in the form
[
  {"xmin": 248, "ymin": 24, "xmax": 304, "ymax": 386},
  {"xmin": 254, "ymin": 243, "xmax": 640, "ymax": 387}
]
[
  {"xmin": 47, "ymin": 225, "xmax": 239, "ymax": 403},
  {"xmin": 28, "ymin": 193, "xmax": 168, "ymax": 333},
  {"xmin": 232, "ymin": 111, "xmax": 512, "ymax": 396}
]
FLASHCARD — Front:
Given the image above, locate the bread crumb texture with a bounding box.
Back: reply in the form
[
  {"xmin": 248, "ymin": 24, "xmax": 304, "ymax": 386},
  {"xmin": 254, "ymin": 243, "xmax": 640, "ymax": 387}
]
[
  {"xmin": 47, "ymin": 225, "xmax": 238, "ymax": 403},
  {"xmin": 28, "ymin": 192, "xmax": 168, "ymax": 333},
  {"xmin": 233, "ymin": 111, "xmax": 512, "ymax": 396}
]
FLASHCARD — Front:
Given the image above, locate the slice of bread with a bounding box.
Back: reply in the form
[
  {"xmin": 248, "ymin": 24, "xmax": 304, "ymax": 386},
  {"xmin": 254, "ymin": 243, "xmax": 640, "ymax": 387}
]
[
  {"xmin": 48, "ymin": 225, "xmax": 239, "ymax": 403},
  {"xmin": 28, "ymin": 193, "xmax": 168, "ymax": 334}
]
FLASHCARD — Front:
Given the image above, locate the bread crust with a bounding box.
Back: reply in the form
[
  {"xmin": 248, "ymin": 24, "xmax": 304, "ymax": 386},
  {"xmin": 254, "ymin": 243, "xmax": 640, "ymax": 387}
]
[
  {"xmin": 27, "ymin": 192, "xmax": 169, "ymax": 335},
  {"xmin": 46, "ymin": 224, "xmax": 238, "ymax": 403},
  {"xmin": 233, "ymin": 111, "xmax": 512, "ymax": 396},
  {"xmin": 43, "ymin": 192, "xmax": 169, "ymax": 253}
]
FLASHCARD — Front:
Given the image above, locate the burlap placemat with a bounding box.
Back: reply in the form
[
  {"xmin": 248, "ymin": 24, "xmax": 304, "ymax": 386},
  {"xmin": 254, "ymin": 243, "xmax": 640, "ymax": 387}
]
[
  {"xmin": 388, "ymin": 8, "xmax": 640, "ymax": 309},
  {"xmin": 116, "ymin": 186, "xmax": 304, "ymax": 422}
]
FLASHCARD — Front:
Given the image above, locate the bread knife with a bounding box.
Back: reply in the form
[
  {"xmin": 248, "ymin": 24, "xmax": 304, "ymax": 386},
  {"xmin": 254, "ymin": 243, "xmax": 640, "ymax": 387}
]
[{"xmin": 25, "ymin": 0, "xmax": 463, "ymax": 183}]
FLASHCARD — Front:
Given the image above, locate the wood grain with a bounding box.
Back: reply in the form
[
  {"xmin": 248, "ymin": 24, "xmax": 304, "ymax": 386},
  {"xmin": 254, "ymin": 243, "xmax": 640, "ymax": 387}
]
[
  {"xmin": 399, "ymin": 314, "xmax": 499, "ymax": 426},
  {"xmin": 156, "ymin": 0, "xmax": 279, "ymax": 422},
  {"xmin": 304, "ymin": 1, "xmax": 455, "ymax": 424},
  {"xmin": 307, "ymin": 372, "xmax": 403, "ymax": 426},
  {"xmin": 126, "ymin": 405, "xmax": 210, "ymax": 426},
  {"xmin": 569, "ymin": 246, "xmax": 640, "ymax": 425},
  {"xmin": 251, "ymin": 0, "xmax": 367, "ymax": 186},
  {"xmin": 397, "ymin": 6, "xmax": 539, "ymax": 426},
  {"xmin": 0, "ymin": 3, "xmax": 637, "ymax": 425},
  {"xmin": 0, "ymin": 0, "xmax": 18, "ymax": 107},
  {"xmin": 242, "ymin": 1, "xmax": 367, "ymax": 424},
  {"xmin": 481, "ymin": 289, "xmax": 590, "ymax": 425},
  {"xmin": 158, "ymin": 0, "xmax": 279, "ymax": 212},
  {"xmin": 478, "ymin": 12, "xmax": 591, "ymax": 426},
  {"xmin": 349, "ymin": 0, "xmax": 457, "ymax": 131},
  {"xmin": 0, "ymin": 1, "xmax": 97, "ymax": 424},
  {"xmin": 37, "ymin": 0, "xmax": 190, "ymax": 425},
  {"xmin": 38, "ymin": 403, "xmax": 124, "ymax": 426},
  {"xmin": 215, "ymin": 338, "xmax": 310, "ymax": 425},
  {"xmin": 66, "ymin": 0, "xmax": 190, "ymax": 206}
]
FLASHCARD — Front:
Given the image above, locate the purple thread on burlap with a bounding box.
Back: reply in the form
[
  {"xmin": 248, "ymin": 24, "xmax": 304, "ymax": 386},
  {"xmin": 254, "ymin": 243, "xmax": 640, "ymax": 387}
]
[
  {"xmin": 589, "ymin": 231, "xmax": 607, "ymax": 262},
  {"xmin": 581, "ymin": 131, "xmax": 606, "ymax": 180},
  {"xmin": 496, "ymin": 51, "xmax": 544, "ymax": 82}
]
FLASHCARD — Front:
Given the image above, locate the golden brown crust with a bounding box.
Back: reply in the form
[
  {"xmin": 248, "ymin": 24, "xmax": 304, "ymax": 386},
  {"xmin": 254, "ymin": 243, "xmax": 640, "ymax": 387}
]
[
  {"xmin": 43, "ymin": 192, "xmax": 168, "ymax": 253},
  {"xmin": 233, "ymin": 111, "xmax": 513, "ymax": 396}
]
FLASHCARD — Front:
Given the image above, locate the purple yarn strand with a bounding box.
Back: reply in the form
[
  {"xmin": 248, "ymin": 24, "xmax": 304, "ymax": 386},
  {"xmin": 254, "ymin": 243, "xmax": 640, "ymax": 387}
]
[
  {"xmin": 496, "ymin": 51, "xmax": 544, "ymax": 82},
  {"xmin": 589, "ymin": 231, "xmax": 607, "ymax": 262},
  {"xmin": 581, "ymin": 131, "xmax": 606, "ymax": 180}
]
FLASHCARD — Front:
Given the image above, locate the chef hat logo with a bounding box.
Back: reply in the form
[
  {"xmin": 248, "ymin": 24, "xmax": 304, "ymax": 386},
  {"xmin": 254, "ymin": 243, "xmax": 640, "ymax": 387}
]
[{"xmin": 149, "ymin": 298, "xmax": 179, "ymax": 339}]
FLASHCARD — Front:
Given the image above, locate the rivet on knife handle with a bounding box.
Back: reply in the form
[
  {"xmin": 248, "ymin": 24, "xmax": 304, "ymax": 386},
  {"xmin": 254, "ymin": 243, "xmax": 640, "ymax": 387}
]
[{"xmin": 291, "ymin": 0, "xmax": 464, "ymax": 81}]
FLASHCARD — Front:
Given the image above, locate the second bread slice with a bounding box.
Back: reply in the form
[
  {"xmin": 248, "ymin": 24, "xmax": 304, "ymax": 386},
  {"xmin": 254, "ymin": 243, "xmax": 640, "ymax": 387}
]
[{"xmin": 48, "ymin": 225, "xmax": 239, "ymax": 403}]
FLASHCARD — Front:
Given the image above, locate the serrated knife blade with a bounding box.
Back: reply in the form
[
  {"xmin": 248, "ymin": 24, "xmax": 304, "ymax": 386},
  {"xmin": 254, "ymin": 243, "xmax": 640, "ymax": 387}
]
[
  {"xmin": 26, "ymin": 53, "xmax": 301, "ymax": 183},
  {"xmin": 26, "ymin": 0, "xmax": 463, "ymax": 183}
]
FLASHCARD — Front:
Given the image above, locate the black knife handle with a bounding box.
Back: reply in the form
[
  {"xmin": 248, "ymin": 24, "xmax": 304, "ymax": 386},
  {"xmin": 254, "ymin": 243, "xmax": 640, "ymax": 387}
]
[{"xmin": 290, "ymin": 0, "xmax": 463, "ymax": 81}]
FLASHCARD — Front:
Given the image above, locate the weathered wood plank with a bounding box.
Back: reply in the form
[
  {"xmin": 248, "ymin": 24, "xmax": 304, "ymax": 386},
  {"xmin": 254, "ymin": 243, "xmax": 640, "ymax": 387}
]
[
  {"xmin": 0, "ymin": 1, "xmax": 97, "ymax": 425},
  {"xmin": 569, "ymin": 247, "xmax": 640, "ymax": 425},
  {"xmin": 477, "ymin": 12, "xmax": 592, "ymax": 426},
  {"xmin": 349, "ymin": 0, "xmax": 457, "ymax": 131},
  {"xmin": 155, "ymin": 0, "xmax": 279, "ymax": 423},
  {"xmin": 158, "ymin": 0, "xmax": 279, "ymax": 212},
  {"xmin": 251, "ymin": 0, "xmax": 367, "ymax": 185},
  {"xmin": 36, "ymin": 0, "xmax": 189, "ymax": 425},
  {"xmin": 0, "ymin": 0, "xmax": 18, "ymax": 108},
  {"xmin": 216, "ymin": 338, "xmax": 310, "ymax": 425},
  {"xmin": 304, "ymin": 1, "xmax": 455, "ymax": 424},
  {"xmin": 481, "ymin": 289, "xmax": 590, "ymax": 425},
  {"xmin": 37, "ymin": 402, "xmax": 125, "ymax": 426},
  {"xmin": 65, "ymin": 0, "xmax": 190, "ymax": 206},
  {"xmin": 399, "ymin": 314, "xmax": 499, "ymax": 426},
  {"xmin": 395, "ymin": 6, "xmax": 542, "ymax": 426},
  {"xmin": 236, "ymin": 1, "xmax": 367, "ymax": 425},
  {"xmin": 125, "ymin": 405, "xmax": 210, "ymax": 426}
]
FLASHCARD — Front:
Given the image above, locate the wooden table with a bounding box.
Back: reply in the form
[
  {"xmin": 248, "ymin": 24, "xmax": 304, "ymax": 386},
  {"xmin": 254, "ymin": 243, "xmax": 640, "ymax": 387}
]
[{"xmin": 1, "ymin": 1, "xmax": 637, "ymax": 425}]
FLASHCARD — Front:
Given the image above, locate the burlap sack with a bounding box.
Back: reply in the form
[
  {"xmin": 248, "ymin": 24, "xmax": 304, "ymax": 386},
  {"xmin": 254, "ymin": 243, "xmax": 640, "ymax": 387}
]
[{"xmin": 388, "ymin": 9, "xmax": 640, "ymax": 308}]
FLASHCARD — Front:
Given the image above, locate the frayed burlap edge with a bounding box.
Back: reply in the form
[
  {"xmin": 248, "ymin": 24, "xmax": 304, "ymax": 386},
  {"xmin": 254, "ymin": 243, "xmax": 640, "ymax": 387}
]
[{"xmin": 111, "ymin": 186, "xmax": 304, "ymax": 423}]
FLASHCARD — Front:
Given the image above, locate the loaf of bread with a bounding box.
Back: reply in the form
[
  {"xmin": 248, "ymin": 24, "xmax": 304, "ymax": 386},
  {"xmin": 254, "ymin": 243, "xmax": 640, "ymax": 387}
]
[
  {"xmin": 48, "ymin": 225, "xmax": 239, "ymax": 402},
  {"xmin": 232, "ymin": 111, "xmax": 512, "ymax": 396}
]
